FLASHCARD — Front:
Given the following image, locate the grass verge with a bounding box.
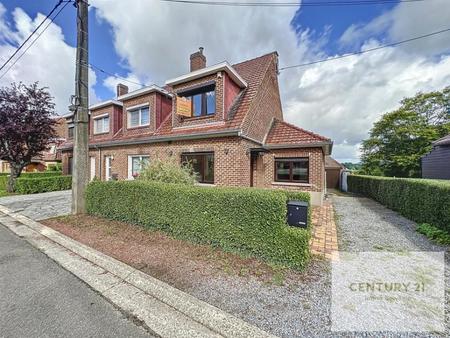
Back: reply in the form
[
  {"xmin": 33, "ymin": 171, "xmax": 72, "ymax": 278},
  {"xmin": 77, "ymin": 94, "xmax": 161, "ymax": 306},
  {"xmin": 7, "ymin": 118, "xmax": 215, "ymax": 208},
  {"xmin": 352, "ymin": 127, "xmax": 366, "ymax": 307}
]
[{"xmin": 416, "ymin": 223, "xmax": 450, "ymax": 245}]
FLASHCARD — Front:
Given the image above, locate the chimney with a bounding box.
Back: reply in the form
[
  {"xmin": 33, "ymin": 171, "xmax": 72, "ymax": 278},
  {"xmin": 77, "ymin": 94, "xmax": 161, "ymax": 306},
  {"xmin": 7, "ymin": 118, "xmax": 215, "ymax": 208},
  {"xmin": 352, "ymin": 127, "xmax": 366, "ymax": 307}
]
[
  {"xmin": 116, "ymin": 83, "xmax": 129, "ymax": 97},
  {"xmin": 190, "ymin": 47, "xmax": 206, "ymax": 72}
]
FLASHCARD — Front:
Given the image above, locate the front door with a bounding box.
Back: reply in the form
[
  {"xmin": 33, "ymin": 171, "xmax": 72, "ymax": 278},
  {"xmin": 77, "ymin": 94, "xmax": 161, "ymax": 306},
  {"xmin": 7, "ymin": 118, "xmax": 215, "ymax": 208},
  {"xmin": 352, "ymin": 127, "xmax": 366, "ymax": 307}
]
[{"xmin": 90, "ymin": 157, "xmax": 96, "ymax": 181}]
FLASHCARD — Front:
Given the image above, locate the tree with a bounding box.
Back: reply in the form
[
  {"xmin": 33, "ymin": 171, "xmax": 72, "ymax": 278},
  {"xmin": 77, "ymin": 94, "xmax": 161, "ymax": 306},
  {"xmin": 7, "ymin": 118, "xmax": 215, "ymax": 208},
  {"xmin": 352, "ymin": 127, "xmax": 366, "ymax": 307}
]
[
  {"xmin": 361, "ymin": 86, "xmax": 450, "ymax": 178},
  {"xmin": 0, "ymin": 83, "xmax": 56, "ymax": 192}
]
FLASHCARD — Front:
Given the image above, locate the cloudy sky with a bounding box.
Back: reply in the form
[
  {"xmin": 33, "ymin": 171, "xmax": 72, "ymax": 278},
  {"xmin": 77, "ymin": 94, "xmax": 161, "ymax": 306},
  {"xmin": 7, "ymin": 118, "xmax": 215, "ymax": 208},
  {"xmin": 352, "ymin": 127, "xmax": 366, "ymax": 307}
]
[{"xmin": 0, "ymin": 0, "xmax": 449, "ymax": 162}]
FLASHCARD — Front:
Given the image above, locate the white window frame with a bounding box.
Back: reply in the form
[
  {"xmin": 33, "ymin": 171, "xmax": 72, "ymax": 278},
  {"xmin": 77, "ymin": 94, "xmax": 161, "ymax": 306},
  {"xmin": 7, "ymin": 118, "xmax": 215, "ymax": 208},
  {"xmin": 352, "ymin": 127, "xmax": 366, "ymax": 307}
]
[
  {"xmin": 127, "ymin": 104, "xmax": 150, "ymax": 128},
  {"xmin": 90, "ymin": 156, "xmax": 96, "ymax": 181},
  {"xmin": 105, "ymin": 156, "xmax": 113, "ymax": 181},
  {"xmin": 93, "ymin": 113, "xmax": 110, "ymax": 134},
  {"xmin": 127, "ymin": 155, "xmax": 149, "ymax": 179}
]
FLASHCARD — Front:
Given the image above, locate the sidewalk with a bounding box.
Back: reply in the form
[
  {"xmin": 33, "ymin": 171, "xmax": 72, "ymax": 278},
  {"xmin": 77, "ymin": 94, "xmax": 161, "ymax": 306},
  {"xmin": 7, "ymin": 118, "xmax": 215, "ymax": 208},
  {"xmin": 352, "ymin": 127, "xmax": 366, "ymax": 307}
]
[{"xmin": 0, "ymin": 204, "xmax": 276, "ymax": 338}]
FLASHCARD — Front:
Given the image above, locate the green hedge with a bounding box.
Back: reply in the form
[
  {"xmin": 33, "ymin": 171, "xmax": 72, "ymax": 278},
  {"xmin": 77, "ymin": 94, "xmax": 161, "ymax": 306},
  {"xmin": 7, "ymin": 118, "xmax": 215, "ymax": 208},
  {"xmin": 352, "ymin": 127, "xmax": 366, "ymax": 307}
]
[
  {"xmin": 0, "ymin": 171, "xmax": 62, "ymax": 190},
  {"xmin": 86, "ymin": 181, "xmax": 311, "ymax": 270},
  {"xmin": 348, "ymin": 175, "xmax": 450, "ymax": 233},
  {"xmin": 14, "ymin": 176, "xmax": 72, "ymax": 194}
]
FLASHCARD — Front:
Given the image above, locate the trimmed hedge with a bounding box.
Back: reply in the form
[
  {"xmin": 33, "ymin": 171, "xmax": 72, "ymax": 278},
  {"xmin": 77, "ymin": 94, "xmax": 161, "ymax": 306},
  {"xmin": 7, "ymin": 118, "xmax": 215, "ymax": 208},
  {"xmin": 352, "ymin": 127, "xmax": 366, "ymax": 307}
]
[
  {"xmin": 0, "ymin": 171, "xmax": 62, "ymax": 190},
  {"xmin": 86, "ymin": 181, "xmax": 311, "ymax": 270},
  {"xmin": 348, "ymin": 175, "xmax": 450, "ymax": 233},
  {"xmin": 14, "ymin": 175, "xmax": 72, "ymax": 194}
]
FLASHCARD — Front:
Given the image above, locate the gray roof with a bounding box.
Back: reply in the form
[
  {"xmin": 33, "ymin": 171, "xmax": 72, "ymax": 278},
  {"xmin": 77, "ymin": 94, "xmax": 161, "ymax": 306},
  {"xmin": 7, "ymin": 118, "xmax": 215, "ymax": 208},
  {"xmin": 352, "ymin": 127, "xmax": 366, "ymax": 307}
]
[{"xmin": 433, "ymin": 134, "xmax": 450, "ymax": 146}]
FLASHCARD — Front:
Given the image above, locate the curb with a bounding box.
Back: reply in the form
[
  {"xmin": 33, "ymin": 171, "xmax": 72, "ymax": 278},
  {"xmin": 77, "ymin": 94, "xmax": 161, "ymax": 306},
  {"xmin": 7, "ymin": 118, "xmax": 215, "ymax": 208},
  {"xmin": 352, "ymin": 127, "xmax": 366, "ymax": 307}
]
[{"xmin": 0, "ymin": 205, "xmax": 277, "ymax": 338}]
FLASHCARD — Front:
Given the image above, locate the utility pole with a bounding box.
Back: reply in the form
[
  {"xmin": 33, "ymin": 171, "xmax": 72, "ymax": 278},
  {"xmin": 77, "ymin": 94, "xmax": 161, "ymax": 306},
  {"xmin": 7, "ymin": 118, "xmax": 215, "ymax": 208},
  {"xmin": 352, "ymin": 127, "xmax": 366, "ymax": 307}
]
[{"xmin": 71, "ymin": 0, "xmax": 89, "ymax": 214}]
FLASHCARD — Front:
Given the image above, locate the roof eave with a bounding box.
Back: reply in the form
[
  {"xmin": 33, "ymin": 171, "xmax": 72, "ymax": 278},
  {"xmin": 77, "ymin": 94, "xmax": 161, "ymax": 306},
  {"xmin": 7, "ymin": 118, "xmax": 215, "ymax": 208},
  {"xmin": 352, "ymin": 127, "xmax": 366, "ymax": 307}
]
[
  {"xmin": 165, "ymin": 62, "xmax": 248, "ymax": 88},
  {"xmin": 60, "ymin": 129, "xmax": 241, "ymax": 150},
  {"xmin": 89, "ymin": 99, "xmax": 123, "ymax": 110},
  {"xmin": 264, "ymin": 141, "xmax": 333, "ymax": 155},
  {"xmin": 117, "ymin": 85, "xmax": 171, "ymax": 101}
]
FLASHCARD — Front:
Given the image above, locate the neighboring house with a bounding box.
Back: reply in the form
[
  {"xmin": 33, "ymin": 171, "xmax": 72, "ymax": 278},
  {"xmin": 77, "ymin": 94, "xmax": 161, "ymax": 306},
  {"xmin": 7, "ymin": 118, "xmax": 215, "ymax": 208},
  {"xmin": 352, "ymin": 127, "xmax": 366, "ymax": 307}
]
[
  {"xmin": 325, "ymin": 156, "xmax": 344, "ymax": 190},
  {"xmin": 421, "ymin": 134, "xmax": 450, "ymax": 180},
  {"xmin": 0, "ymin": 117, "xmax": 66, "ymax": 173},
  {"xmin": 61, "ymin": 49, "xmax": 332, "ymax": 205}
]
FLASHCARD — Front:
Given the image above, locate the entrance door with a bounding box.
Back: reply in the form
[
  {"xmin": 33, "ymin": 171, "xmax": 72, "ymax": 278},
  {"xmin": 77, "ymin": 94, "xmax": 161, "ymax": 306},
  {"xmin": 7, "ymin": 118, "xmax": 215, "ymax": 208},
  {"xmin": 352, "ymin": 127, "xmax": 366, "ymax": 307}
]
[
  {"xmin": 90, "ymin": 157, "xmax": 96, "ymax": 181},
  {"xmin": 105, "ymin": 156, "xmax": 112, "ymax": 181}
]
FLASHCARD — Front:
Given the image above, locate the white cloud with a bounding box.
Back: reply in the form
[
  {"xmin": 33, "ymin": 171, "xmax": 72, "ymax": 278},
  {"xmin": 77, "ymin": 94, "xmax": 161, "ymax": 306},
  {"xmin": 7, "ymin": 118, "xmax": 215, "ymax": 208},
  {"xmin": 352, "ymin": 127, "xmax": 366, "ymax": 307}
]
[{"xmin": 0, "ymin": 3, "xmax": 98, "ymax": 114}]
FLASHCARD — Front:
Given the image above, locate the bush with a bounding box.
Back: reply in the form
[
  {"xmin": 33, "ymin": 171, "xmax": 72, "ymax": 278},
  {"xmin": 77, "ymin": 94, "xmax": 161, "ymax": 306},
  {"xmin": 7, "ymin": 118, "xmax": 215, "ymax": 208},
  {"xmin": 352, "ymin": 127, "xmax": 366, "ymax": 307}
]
[
  {"xmin": 14, "ymin": 175, "xmax": 72, "ymax": 194},
  {"xmin": 137, "ymin": 159, "xmax": 197, "ymax": 185},
  {"xmin": 86, "ymin": 181, "xmax": 311, "ymax": 270},
  {"xmin": 348, "ymin": 175, "xmax": 450, "ymax": 233},
  {"xmin": 46, "ymin": 163, "xmax": 62, "ymax": 172},
  {"xmin": 416, "ymin": 223, "xmax": 450, "ymax": 245},
  {"xmin": 0, "ymin": 171, "xmax": 63, "ymax": 190}
]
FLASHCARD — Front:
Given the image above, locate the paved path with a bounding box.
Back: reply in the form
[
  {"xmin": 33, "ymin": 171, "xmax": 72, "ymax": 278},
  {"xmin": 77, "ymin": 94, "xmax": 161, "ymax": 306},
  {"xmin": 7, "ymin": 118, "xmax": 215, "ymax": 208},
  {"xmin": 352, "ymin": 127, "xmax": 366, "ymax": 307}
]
[
  {"xmin": 0, "ymin": 190, "xmax": 71, "ymax": 220},
  {"xmin": 0, "ymin": 212, "xmax": 153, "ymax": 338}
]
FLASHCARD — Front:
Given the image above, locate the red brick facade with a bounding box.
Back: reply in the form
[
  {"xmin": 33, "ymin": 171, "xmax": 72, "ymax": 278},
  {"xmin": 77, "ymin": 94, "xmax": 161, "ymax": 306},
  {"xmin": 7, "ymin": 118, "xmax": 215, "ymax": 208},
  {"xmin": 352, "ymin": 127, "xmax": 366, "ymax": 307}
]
[{"xmin": 61, "ymin": 50, "xmax": 332, "ymax": 205}]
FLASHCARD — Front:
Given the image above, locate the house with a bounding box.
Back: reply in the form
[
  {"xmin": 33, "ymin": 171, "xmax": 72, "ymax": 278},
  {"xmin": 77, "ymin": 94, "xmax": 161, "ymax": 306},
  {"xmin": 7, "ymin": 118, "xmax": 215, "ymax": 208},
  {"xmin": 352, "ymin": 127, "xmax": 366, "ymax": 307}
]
[
  {"xmin": 60, "ymin": 49, "xmax": 332, "ymax": 205},
  {"xmin": 421, "ymin": 134, "xmax": 450, "ymax": 180},
  {"xmin": 325, "ymin": 156, "xmax": 344, "ymax": 190},
  {"xmin": 0, "ymin": 117, "xmax": 66, "ymax": 173}
]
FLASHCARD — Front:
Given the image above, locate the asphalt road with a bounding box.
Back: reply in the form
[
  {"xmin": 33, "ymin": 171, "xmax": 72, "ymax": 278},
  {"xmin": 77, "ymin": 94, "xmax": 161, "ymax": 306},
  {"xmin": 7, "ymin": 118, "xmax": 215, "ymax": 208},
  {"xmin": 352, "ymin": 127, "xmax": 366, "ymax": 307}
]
[{"xmin": 0, "ymin": 220, "xmax": 153, "ymax": 338}]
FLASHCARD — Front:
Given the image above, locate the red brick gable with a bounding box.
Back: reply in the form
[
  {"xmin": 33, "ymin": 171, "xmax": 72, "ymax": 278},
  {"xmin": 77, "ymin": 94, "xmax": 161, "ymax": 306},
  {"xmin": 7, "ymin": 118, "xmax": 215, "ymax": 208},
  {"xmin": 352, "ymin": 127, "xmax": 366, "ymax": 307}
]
[{"xmin": 265, "ymin": 119, "xmax": 330, "ymax": 145}]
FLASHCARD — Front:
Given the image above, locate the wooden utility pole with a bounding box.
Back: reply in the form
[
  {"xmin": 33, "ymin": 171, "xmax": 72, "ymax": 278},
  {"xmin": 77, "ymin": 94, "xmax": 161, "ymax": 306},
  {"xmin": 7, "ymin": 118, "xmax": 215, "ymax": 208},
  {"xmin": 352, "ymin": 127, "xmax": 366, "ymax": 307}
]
[{"xmin": 71, "ymin": 0, "xmax": 89, "ymax": 214}]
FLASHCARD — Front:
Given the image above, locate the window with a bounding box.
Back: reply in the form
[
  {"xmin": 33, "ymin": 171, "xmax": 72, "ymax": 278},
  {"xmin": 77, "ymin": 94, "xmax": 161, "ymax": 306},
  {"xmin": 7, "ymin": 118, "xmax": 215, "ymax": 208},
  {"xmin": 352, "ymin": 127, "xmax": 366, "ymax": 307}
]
[
  {"xmin": 181, "ymin": 84, "xmax": 215, "ymax": 117},
  {"xmin": 181, "ymin": 152, "xmax": 214, "ymax": 184},
  {"xmin": 275, "ymin": 158, "xmax": 309, "ymax": 183},
  {"xmin": 127, "ymin": 155, "xmax": 149, "ymax": 179},
  {"xmin": 94, "ymin": 115, "xmax": 109, "ymax": 134},
  {"xmin": 68, "ymin": 124, "xmax": 74, "ymax": 139},
  {"xmin": 128, "ymin": 106, "xmax": 150, "ymax": 128},
  {"xmin": 68, "ymin": 157, "xmax": 73, "ymax": 175}
]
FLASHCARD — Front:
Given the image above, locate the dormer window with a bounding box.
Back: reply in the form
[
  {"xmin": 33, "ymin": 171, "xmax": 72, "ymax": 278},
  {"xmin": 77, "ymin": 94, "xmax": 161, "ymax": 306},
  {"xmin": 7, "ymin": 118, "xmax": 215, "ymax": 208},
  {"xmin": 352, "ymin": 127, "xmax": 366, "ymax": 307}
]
[
  {"xmin": 128, "ymin": 105, "xmax": 150, "ymax": 128},
  {"xmin": 179, "ymin": 84, "xmax": 215, "ymax": 118},
  {"xmin": 93, "ymin": 114, "xmax": 110, "ymax": 134}
]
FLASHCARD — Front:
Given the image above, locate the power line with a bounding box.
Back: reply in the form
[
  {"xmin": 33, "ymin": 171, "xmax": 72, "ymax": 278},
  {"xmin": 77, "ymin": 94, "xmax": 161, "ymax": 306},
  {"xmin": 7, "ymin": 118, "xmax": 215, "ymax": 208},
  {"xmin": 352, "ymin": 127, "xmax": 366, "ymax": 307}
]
[
  {"xmin": 0, "ymin": 0, "xmax": 66, "ymax": 73},
  {"xmin": 87, "ymin": 62, "xmax": 149, "ymax": 87},
  {"xmin": 279, "ymin": 27, "xmax": 450, "ymax": 70},
  {"xmin": 160, "ymin": 0, "xmax": 425, "ymax": 7},
  {"xmin": 0, "ymin": 1, "xmax": 71, "ymax": 80}
]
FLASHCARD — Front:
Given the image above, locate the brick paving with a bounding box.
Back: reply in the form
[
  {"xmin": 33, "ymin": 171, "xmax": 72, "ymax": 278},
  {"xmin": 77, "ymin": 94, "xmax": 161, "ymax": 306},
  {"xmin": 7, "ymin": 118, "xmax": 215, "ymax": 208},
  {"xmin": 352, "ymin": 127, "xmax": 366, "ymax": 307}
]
[{"xmin": 310, "ymin": 199, "xmax": 339, "ymax": 260}]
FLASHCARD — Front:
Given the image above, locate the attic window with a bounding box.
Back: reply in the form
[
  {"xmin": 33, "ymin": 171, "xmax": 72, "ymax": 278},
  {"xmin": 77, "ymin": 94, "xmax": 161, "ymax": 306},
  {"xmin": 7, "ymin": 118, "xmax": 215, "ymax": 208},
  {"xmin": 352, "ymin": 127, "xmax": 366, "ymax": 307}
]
[{"xmin": 179, "ymin": 84, "xmax": 215, "ymax": 117}]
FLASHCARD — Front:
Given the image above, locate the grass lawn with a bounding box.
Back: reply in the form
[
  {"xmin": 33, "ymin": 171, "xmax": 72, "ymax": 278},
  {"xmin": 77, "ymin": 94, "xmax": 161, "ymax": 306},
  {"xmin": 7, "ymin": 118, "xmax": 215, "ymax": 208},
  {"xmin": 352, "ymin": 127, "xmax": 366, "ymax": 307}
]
[{"xmin": 0, "ymin": 190, "xmax": 9, "ymax": 197}]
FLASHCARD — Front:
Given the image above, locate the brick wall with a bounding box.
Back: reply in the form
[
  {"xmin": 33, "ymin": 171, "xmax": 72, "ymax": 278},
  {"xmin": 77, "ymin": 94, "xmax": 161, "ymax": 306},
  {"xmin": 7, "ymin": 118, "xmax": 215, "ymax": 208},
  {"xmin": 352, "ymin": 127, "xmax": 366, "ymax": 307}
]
[{"xmin": 253, "ymin": 147, "xmax": 325, "ymax": 193}]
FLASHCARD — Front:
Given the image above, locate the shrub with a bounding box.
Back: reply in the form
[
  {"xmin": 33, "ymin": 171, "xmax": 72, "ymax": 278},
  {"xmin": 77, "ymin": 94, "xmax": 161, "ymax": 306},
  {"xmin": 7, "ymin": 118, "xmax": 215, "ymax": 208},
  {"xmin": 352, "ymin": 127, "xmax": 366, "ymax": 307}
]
[
  {"xmin": 348, "ymin": 175, "xmax": 450, "ymax": 233},
  {"xmin": 86, "ymin": 181, "xmax": 311, "ymax": 270},
  {"xmin": 137, "ymin": 159, "xmax": 197, "ymax": 185},
  {"xmin": 416, "ymin": 223, "xmax": 450, "ymax": 245},
  {"xmin": 46, "ymin": 163, "xmax": 62, "ymax": 171},
  {"xmin": 14, "ymin": 175, "xmax": 72, "ymax": 194},
  {"xmin": 0, "ymin": 171, "xmax": 63, "ymax": 190}
]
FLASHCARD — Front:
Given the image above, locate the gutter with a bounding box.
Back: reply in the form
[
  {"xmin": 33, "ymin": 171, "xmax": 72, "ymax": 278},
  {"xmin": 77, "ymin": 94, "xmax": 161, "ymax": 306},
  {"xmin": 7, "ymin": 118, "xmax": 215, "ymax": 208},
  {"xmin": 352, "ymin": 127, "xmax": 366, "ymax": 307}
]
[
  {"xmin": 263, "ymin": 141, "xmax": 333, "ymax": 155},
  {"xmin": 60, "ymin": 129, "xmax": 241, "ymax": 151}
]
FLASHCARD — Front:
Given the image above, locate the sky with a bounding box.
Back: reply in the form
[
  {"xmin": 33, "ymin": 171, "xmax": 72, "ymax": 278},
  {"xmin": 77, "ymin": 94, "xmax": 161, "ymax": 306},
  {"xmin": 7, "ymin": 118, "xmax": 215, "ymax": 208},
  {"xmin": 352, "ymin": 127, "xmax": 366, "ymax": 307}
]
[{"xmin": 0, "ymin": 0, "xmax": 449, "ymax": 163}]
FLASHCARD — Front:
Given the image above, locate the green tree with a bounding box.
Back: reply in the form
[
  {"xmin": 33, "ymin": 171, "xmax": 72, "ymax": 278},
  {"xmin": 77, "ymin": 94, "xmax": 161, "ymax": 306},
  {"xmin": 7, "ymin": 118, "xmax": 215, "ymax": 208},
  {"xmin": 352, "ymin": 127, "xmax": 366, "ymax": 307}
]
[{"xmin": 361, "ymin": 87, "xmax": 450, "ymax": 177}]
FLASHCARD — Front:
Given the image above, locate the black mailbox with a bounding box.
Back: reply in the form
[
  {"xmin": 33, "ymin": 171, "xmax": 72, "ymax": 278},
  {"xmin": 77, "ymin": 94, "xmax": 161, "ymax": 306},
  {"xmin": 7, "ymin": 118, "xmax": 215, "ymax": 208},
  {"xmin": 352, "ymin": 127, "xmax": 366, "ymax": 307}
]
[{"xmin": 287, "ymin": 200, "xmax": 308, "ymax": 228}]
